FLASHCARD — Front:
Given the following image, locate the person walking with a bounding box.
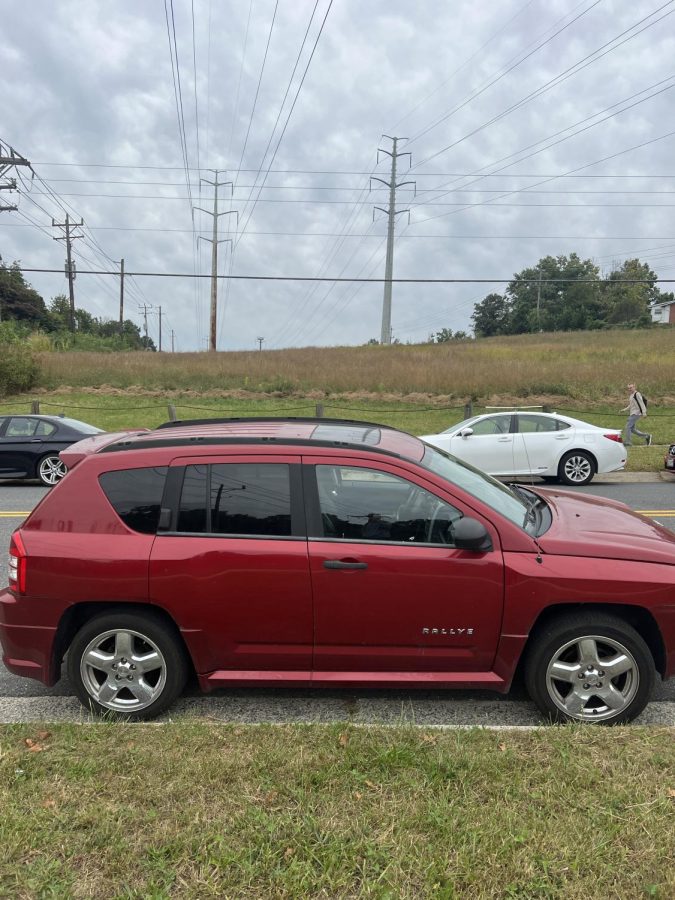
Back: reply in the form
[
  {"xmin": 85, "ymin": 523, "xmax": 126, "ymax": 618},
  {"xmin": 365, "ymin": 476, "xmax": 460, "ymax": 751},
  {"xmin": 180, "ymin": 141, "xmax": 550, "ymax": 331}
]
[{"xmin": 622, "ymin": 383, "xmax": 651, "ymax": 446}]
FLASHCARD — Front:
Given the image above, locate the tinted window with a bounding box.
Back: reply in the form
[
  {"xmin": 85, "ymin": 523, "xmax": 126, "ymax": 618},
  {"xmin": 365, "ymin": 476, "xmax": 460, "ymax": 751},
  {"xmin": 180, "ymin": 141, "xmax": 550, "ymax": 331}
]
[
  {"xmin": 99, "ymin": 467, "xmax": 168, "ymax": 534},
  {"xmin": 555, "ymin": 419, "xmax": 571, "ymax": 431},
  {"xmin": 316, "ymin": 465, "xmax": 462, "ymax": 545},
  {"xmin": 55, "ymin": 417, "xmax": 103, "ymax": 434},
  {"xmin": 177, "ymin": 465, "xmax": 208, "ymax": 533},
  {"xmin": 177, "ymin": 463, "xmax": 292, "ymax": 536}
]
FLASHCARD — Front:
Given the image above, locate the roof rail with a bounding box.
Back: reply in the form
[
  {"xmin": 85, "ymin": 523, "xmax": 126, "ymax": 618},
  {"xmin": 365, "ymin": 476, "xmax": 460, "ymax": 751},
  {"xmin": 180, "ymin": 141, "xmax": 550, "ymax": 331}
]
[{"xmin": 154, "ymin": 416, "xmax": 392, "ymax": 431}]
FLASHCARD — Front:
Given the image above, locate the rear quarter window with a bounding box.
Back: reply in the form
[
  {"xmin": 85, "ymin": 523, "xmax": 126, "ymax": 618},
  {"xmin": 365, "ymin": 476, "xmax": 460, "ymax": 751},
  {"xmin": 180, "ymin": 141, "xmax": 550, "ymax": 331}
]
[{"xmin": 99, "ymin": 467, "xmax": 168, "ymax": 534}]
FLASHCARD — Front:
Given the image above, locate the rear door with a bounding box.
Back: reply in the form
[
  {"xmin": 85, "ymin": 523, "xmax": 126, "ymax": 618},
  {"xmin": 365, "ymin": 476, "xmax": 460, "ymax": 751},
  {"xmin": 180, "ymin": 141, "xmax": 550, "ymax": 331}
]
[
  {"xmin": 511, "ymin": 413, "xmax": 573, "ymax": 474},
  {"xmin": 303, "ymin": 456, "xmax": 504, "ymax": 674},
  {"xmin": 149, "ymin": 455, "xmax": 313, "ymax": 675}
]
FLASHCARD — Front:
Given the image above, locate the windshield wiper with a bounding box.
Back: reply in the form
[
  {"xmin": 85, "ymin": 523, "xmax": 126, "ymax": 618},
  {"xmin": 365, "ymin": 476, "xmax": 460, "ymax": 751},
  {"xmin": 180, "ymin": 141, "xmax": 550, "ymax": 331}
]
[{"xmin": 508, "ymin": 483, "xmax": 540, "ymax": 530}]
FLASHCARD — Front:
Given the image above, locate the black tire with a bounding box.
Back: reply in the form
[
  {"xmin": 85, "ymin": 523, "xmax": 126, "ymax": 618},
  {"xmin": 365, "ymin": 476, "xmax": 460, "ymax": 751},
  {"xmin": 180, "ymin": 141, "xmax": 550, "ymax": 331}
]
[
  {"xmin": 37, "ymin": 454, "xmax": 68, "ymax": 486},
  {"xmin": 66, "ymin": 611, "xmax": 188, "ymax": 720},
  {"xmin": 524, "ymin": 612, "xmax": 655, "ymax": 725},
  {"xmin": 557, "ymin": 450, "xmax": 595, "ymax": 486}
]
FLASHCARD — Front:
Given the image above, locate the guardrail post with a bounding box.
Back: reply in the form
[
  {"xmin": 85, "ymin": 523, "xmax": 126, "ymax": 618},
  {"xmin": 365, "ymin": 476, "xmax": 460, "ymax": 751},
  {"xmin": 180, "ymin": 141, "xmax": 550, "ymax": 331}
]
[
  {"xmin": 31, "ymin": 400, "xmax": 40, "ymax": 414},
  {"xmin": 167, "ymin": 404, "xmax": 177, "ymax": 422}
]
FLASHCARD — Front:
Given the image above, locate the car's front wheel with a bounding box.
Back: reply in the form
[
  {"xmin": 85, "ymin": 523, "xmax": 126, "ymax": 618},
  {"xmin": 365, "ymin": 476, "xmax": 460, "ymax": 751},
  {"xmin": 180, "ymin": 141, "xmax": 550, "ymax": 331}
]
[
  {"xmin": 524, "ymin": 613, "xmax": 655, "ymax": 724},
  {"xmin": 37, "ymin": 454, "xmax": 67, "ymax": 486},
  {"xmin": 558, "ymin": 450, "xmax": 595, "ymax": 486},
  {"xmin": 67, "ymin": 611, "xmax": 188, "ymax": 719}
]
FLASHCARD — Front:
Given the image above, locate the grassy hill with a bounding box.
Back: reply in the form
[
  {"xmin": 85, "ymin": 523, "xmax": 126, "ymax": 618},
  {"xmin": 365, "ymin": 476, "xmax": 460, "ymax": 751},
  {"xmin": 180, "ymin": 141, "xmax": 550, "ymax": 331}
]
[{"xmin": 35, "ymin": 326, "xmax": 675, "ymax": 406}]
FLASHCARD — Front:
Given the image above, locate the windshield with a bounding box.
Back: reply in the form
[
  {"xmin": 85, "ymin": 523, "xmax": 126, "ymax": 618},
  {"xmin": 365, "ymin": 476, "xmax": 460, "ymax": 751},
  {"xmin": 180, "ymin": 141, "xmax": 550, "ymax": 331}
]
[{"xmin": 419, "ymin": 442, "xmax": 534, "ymax": 531}]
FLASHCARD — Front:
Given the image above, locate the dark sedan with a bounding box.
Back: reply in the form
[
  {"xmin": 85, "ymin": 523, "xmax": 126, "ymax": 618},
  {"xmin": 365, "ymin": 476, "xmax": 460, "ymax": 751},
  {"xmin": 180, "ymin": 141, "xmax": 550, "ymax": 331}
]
[{"xmin": 0, "ymin": 414, "xmax": 103, "ymax": 485}]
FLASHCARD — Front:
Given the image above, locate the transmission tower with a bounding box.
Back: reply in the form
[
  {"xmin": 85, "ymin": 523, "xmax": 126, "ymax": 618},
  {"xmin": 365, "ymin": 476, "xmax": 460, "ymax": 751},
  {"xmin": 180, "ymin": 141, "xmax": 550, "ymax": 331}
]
[
  {"xmin": 371, "ymin": 136, "xmax": 415, "ymax": 345},
  {"xmin": 0, "ymin": 140, "xmax": 30, "ymax": 212},
  {"xmin": 52, "ymin": 213, "xmax": 84, "ymax": 332},
  {"xmin": 196, "ymin": 171, "xmax": 238, "ymax": 351}
]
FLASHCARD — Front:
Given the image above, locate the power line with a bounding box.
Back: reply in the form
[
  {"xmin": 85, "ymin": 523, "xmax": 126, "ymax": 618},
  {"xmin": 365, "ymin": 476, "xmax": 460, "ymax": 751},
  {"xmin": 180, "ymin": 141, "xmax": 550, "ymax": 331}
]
[{"xmin": 15, "ymin": 266, "xmax": 675, "ymax": 284}]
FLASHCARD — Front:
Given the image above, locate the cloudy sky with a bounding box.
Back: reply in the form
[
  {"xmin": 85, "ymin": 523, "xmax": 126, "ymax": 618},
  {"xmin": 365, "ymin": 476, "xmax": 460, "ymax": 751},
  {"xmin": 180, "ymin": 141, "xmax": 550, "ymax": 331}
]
[{"xmin": 2, "ymin": 0, "xmax": 675, "ymax": 351}]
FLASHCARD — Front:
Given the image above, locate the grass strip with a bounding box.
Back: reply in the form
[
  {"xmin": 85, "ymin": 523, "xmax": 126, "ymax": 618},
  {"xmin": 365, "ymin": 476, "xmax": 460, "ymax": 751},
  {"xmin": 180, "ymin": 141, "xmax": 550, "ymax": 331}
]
[{"xmin": 0, "ymin": 723, "xmax": 673, "ymax": 898}]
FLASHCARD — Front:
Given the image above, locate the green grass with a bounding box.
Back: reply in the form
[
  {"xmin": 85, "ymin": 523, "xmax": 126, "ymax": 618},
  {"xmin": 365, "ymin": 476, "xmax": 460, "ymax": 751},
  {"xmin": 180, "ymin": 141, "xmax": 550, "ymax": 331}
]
[
  {"xmin": 1, "ymin": 390, "xmax": 670, "ymax": 472},
  {"xmin": 0, "ymin": 723, "xmax": 673, "ymax": 898}
]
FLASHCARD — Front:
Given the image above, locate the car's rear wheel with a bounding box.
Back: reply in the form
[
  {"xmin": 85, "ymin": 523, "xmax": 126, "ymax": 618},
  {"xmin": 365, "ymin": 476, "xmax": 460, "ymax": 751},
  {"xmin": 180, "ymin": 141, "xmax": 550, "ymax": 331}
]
[
  {"xmin": 37, "ymin": 454, "xmax": 67, "ymax": 486},
  {"xmin": 67, "ymin": 612, "xmax": 188, "ymax": 720},
  {"xmin": 558, "ymin": 450, "xmax": 595, "ymax": 486},
  {"xmin": 524, "ymin": 613, "xmax": 655, "ymax": 724}
]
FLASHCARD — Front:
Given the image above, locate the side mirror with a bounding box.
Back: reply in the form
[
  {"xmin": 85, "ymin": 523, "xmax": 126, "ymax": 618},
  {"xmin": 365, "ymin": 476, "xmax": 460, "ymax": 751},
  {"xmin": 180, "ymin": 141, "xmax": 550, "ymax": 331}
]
[
  {"xmin": 458, "ymin": 427, "xmax": 474, "ymax": 438},
  {"xmin": 453, "ymin": 517, "xmax": 492, "ymax": 552}
]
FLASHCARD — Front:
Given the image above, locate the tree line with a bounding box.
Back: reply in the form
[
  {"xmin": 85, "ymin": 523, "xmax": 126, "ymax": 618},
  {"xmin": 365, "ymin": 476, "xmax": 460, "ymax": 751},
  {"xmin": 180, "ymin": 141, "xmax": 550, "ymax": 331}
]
[
  {"xmin": 0, "ymin": 257, "xmax": 155, "ymax": 351},
  {"xmin": 471, "ymin": 255, "xmax": 673, "ymax": 337}
]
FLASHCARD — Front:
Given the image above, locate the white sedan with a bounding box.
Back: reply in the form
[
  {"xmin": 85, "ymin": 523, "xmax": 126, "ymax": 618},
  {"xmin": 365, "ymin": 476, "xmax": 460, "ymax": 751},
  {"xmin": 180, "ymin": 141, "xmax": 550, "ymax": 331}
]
[{"xmin": 420, "ymin": 411, "xmax": 626, "ymax": 486}]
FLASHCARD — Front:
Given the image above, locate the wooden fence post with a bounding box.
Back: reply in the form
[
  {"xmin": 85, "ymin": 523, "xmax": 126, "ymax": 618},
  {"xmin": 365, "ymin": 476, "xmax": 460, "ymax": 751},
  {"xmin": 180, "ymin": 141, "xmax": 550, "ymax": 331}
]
[
  {"xmin": 31, "ymin": 400, "xmax": 40, "ymax": 414},
  {"xmin": 315, "ymin": 404, "xmax": 324, "ymax": 418},
  {"xmin": 464, "ymin": 401, "xmax": 473, "ymax": 419},
  {"xmin": 167, "ymin": 404, "xmax": 177, "ymax": 422}
]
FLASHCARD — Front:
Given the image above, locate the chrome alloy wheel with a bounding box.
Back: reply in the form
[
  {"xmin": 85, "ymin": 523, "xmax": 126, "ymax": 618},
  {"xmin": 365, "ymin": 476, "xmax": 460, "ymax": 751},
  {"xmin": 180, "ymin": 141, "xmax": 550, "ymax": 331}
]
[
  {"xmin": 79, "ymin": 628, "xmax": 167, "ymax": 713},
  {"xmin": 38, "ymin": 456, "xmax": 67, "ymax": 486},
  {"xmin": 546, "ymin": 635, "xmax": 639, "ymax": 722},
  {"xmin": 562, "ymin": 453, "xmax": 593, "ymax": 484}
]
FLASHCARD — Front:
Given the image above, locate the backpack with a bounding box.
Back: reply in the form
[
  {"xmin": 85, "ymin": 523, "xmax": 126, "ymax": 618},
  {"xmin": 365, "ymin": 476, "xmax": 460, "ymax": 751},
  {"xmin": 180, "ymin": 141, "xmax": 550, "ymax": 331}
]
[{"xmin": 635, "ymin": 391, "xmax": 648, "ymax": 410}]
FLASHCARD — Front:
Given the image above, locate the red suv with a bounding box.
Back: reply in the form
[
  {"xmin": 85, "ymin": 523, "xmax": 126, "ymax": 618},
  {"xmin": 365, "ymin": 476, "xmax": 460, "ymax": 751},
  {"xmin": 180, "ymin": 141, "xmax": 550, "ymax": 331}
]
[{"xmin": 1, "ymin": 418, "xmax": 674, "ymax": 723}]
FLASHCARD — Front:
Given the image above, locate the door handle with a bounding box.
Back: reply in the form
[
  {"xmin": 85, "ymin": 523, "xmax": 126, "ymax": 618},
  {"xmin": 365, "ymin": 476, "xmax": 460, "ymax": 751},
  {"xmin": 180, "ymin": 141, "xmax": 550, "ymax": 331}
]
[
  {"xmin": 30, "ymin": 439, "xmax": 42, "ymax": 443},
  {"xmin": 497, "ymin": 437, "xmax": 511, "ymax": 442},
  {"xmin": 323, "ymin": 560, "xmax": 368, "ymax": 570}
]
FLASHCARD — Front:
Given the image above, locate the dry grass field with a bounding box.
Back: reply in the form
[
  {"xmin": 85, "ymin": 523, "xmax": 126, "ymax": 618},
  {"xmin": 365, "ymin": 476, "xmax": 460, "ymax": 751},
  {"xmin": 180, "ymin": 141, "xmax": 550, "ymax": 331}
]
[{"xmin": 35, "ymin": 326, "xmax": 675, "ymax": 405}]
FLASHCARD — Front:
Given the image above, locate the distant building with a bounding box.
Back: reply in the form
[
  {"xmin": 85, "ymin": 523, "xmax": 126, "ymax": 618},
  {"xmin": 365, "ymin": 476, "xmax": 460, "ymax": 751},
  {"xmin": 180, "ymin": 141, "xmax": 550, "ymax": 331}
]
[{"xmin": 651, "ymin": 300, "xmax": 675, "ymax": 324}]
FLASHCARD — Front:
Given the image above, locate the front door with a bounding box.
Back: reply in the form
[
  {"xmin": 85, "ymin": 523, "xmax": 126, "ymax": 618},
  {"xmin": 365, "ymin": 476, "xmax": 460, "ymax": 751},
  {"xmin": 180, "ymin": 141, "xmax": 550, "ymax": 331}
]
[{"xmin": 304, "ymin": 458, "xmax": 504, "ymax": 673}]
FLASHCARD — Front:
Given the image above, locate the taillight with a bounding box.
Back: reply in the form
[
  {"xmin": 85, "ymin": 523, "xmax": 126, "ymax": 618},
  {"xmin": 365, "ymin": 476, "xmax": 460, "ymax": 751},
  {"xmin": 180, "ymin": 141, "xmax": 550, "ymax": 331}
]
[
  {"xmin": 8, "ymin": 530, "xmax": 26, "ymax": 594},
  {"xmin": 603, "ymin": 433, "xmax": 623, "ymax": 443}
]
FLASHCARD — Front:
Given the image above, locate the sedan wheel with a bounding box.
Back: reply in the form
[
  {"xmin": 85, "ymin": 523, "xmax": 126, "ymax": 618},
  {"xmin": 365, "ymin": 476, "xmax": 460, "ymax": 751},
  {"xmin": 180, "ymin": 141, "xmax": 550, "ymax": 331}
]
[
  {"xmin": 67, "ymin": 612, "xmax": 187, "ymax": 719},
  {"xmin": 558, "ymin": 450, "xmax": 594, "ymax": 486},
  {"xmin": 525, "ymin": 614, "xmax": 654, "ymax": 724},
  {"xmin": 38, "ymin": 455, "xmax": 67, "ymax": 486}
]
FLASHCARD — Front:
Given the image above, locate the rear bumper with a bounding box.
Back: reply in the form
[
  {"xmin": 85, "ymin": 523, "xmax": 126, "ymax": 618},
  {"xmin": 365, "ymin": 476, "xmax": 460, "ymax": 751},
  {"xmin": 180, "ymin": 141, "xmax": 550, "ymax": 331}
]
[{"xmin": 0, "ymin": 588, "xmax": 57, "ymax": 685}]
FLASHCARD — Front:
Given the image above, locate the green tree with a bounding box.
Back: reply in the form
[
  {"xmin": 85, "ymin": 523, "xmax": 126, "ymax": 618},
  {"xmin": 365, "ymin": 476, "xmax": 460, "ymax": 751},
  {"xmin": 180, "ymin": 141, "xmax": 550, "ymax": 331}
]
[
  {"xmin": 471, "ymin": 293, "xmax": 511, "ymax": 337},
  {"xmin": 0, "ymin": 258, "xmax": 49, "ymax": 326},
  {"xmin": 602, "ymin": 259, "xmax": 658, "ymax": 326},
  {"xmin": 506, "ymin": 254, "xmax": 600, "ymax": 334}
]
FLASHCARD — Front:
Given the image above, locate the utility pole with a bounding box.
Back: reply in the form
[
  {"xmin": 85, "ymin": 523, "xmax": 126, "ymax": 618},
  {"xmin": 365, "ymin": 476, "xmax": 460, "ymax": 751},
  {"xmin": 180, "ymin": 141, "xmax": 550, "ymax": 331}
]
[
  {"xmin": 138, "ymin": 304, "xmax": 151, "ymax": 346},
  {"xmin": 196, "ymin": 170, "xmax": 237, "ymax": 352},
  {"xmin": 52, "ymin": 213, "xmax": 84, "ymax": 332},
  {"xmin": 157, "ymin": 305, "xmax": 163, "ymax": 352},
  {"xmin": 257, "ymin": 336, "xmax": 264, "ymax": 351},
  {"xmin": 171, "ymin": 329, "xmax": 176, "ymax": 352},
  {"xmin": 371, "ymin": 136, "xmax": 415, "ymax": 345},
  {"xmin": 119, "ymin": 258, "xmax": 125, "ymax": 332},
  {"xmin": 0, "ymin": 141, "xmax": 30, "ymax": 212}
]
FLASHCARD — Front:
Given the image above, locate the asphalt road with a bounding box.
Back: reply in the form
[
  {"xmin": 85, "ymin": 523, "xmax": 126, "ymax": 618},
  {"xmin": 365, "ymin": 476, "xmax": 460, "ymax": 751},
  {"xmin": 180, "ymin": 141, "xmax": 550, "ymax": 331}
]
[{"xmin": 0, "ymin": 478, "xmax": 673, "ymax": 726}]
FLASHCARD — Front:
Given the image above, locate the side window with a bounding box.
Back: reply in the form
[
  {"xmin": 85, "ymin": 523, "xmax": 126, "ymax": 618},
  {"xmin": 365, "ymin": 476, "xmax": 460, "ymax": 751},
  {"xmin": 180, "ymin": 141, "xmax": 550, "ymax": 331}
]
[
  {"xmin": 316, "ymin": 465, "xmax": 462, "ymax": 545},
  {"xmin": 555, "ymin": 419, "xmax": 571, "ymax": 431},
  {"xmin": 470, "ymin": 416, "xmax": 511, "ymax": 436},
  {"xmin": 99, "ymin": 467, "xmax": 168, "ymax": 534},
  {"xmin": 177, "ymin": 463, "xmax": 292, "ymax": 537},
  {"xmin": 35, "ymin": 421, "xmax": 57, "ymax": 437},
  {"xmin": 6, "ymin": 417, "xmax": 38, "ymax": 438},
  {"xmin": 211, "ymin": 463, "xmax": 291, "ymax": 536},
  {"xmin": 517, "ymin": 415, "xmax": 558, "ymax": 434}
]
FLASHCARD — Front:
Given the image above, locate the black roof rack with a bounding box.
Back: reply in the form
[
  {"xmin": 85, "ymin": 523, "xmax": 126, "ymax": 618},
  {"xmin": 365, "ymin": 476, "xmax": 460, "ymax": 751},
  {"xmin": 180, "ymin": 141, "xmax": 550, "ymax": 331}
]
[
  {"xmin": 99, "ymin": 435, "xmax": 404, "ymax": 459},
  {"xmin": 153, "ymin": 416, "xmax": 394, "ymax": 431}
]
